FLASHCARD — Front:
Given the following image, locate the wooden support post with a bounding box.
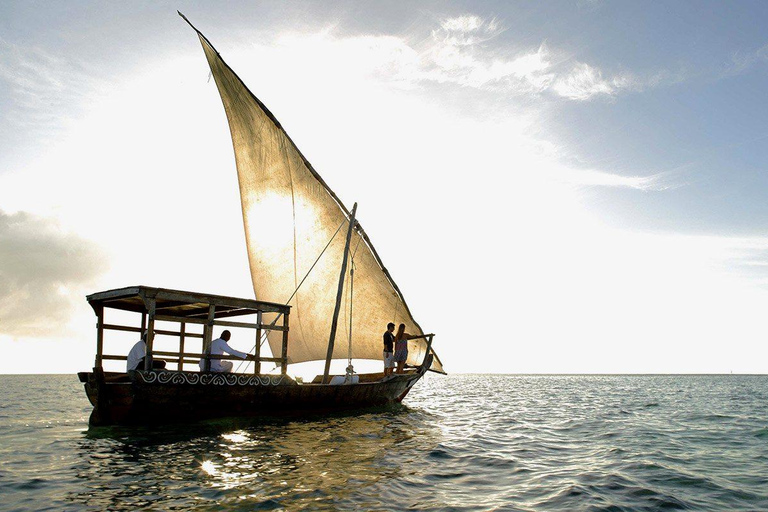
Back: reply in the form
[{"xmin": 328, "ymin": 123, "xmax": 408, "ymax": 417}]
[
  {"xmin": 144, "ymin": 298, "xmax": 156, "ymax": 371},
  {"xmin": 140, "ymin": 312, "xmax": 147, "ymax": 337},
  {"xmin": 323, "ymin": 202, "xmax": 357, "ymax": 383},
  {"xmin": 179, "ymin": 322, "xmax": 186, "ymax": 371},
  {"xmin": 94, "ymin": 305, "xmax": 104, "ymax": 369},
  {"xmin": 254, "ymin": 311, "xmax": 262, "ymax": 375},
  {"xmin": 417, "ymin": 334, "xmax": 435, "ymax": 372},
  {"xmin": 202, "ymin": 304, "xmax": 216, "ymax": 372},
  {"xmin": 281, "ymin": 310, "xmax": 289, "ymax": 376}
]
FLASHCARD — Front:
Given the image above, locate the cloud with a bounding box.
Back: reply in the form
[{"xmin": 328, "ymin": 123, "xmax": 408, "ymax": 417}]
[
  {"xmin": 727, "ymin": 42, "xmax": 768, "ymax": 76},
  {"xmin": 268, "ymin": 16, "xmax": 564, "ymax": 97},
  {"xmin": 0, "ymin": 210, "xmax": 108, "ymax": 337},
  {"xmin": 398, "ymin": 15, "xmax": 646, "ymax": 102},
  {"xmin": 227, "ymin": 19, "xmax": 664, "ymax": 193},
  {"xmin": 0, "ymin": 38, "xmax": 106, "ymax": 159},
  {"xmin": 420, "ymin": 16, "xmax": 556, "ymax": 93},
  {"xmin": 552, "ymin": 62, "xmax": 632, "ymax": 100},
  {"xmin": 437, "ymin": 15, "xmax": 502, "ymax": 45},
  {"xmin": 554, "ymin": 167, "xmax": 674, "ymax": 190}
]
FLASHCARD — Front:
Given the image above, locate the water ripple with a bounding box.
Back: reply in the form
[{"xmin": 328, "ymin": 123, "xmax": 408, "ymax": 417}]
[{"xmin": 2, "ymin": 375, "xmax": 768, "ymax": 510}]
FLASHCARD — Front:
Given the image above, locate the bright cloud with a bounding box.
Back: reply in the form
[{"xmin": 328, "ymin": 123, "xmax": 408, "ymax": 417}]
[
  {"xmin": 727, "ymin": 42, "xmax": 768, "ymax": 76},
  {"xmin": 419, "ymin": 15, "xmax": 635, "ymax": 100},
  {"xmin": 553, "ymin": 62, "xmax": 632, "ymax": 100},
  {"xmin": 265, "ymin": 16, "xmax": 629, "ymax": 101},
  {"xmin": 438, "ymin": 14, "xmax": 502, "ymax": 45},
  {"xmin": 0, "ymin": 210, "xmax": 108, "ymax": 337},
  {"xmin": 0, "ymin": 38, "xmax": 105, "ymax": 151}
]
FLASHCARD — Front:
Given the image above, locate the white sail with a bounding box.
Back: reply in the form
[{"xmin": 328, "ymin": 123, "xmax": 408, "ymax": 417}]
[{"xmin": 186, "ymin": 17, "xmax": 444, "ymax": 374}]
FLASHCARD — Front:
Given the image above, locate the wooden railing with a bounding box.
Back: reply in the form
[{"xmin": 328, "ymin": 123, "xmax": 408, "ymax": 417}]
[{"xmin": 91, "ymin": 288, "xmax": 290, "ymax": 375}]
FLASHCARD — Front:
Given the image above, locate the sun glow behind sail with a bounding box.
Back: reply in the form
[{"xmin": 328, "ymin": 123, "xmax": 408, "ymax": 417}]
[{"xmin": 186, "ymin": 16, "xmax": 444, "ymax": 373}]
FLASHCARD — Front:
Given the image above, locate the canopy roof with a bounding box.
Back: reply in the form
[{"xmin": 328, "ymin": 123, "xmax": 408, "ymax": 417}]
[{"xmin": 87, "ymin": 286, "xmax": 290, "ymax": 318}]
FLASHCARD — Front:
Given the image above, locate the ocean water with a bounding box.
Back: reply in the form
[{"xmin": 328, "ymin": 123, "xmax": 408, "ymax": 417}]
[{"xmin": 1, "ymin": 374, "xmax": 767, "ymax": 511}]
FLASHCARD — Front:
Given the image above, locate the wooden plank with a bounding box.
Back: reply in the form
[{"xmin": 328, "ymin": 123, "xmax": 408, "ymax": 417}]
[
  {"xmin": 88, "ymin": 286, "xmax": 292, "ymax": 315},
  {"xmin": 281, "ymin": 310, "xmax": 289, "ymax": 376},
  {"xmin": 154, "ymin": 350, "xmax": 201, "ymax": 358},
  {"xmin": 202, "ymin": 304, "xmax": 215, "ymax": 372},
  {"xmin": 179, "ymin": 322, "xmax": 186, "ymax": 372},
  {"xmin": 262, "ymin": 324, "xmax": 288, "ymax": 332},
  {"xmin": 213, "ymin": 319, "xmax": 259, "ymax": 329},
  {"xmin": 86, "ymin": 286, "xmax": 142, "ymax": 304},
  {"xmin": 101, "ymin": 355, "xmax": 128, "ymax": 361},
  {"xmin": 212, "ymin": 308, "xmax": 262, "ymax": 319},
  {"xmin": 154, "ymin": 289, "xmax": 290, "ymax": 314},
  {"xmin": 178, "ymin": 306, "xmax": 245, "ymax": 319},
  {"xmin": 407, "ymin": 333, "xmax": 435, "ymax": 341},
  {"xmin": 151, "ymin": 350, "xmax": 282, "ymax": 363},
  {"xmin": 154, "ymin": 314, "xmax": 208, "ymax": 325},
  {"xmin": 254, "ymin": 311, "xmax": 262, "ymax": 375},
  {"xmin": 154, "ymin": 300, "xmax": 196, "ymax": 311},
  {"xmin": 103, "ymin": 323, "xmax": 204, "ymax": 338},
  {"xmin": 94, "ymin": 305, "xmax": 104, "ymax": 369},
  {"xmin": 103, "ymin": 353, "xmax": 282, "ymax": 363},
  {"xmin": 103, "ymin": 323, "xmax": 141, "ymax": 334},
  {"xmin": 255, "ymin": 357, "xmax": 284, "ymax": 363},
  {"xmin": 155, "ymin": 315, "xmax": 286, "ymax": 331},
  {"xmin": 144, "ymin": 298, "xmax": 156, "ymax": 371},
  {"xmin": 153, "ymin": 358, "xmax": 201, "ymax": 365},
  {"xmin": 158, "ymin": 329, "xmax": 202, "ymax": 338}
]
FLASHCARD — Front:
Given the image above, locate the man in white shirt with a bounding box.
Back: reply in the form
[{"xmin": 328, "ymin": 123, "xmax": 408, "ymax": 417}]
[
  {"xmin": 126, "ymin": 334, "xmax": 166, "ymax": 372},
  {"xmin": 199, "ymin": 330, "xmax": 249, "ymax": 372}
]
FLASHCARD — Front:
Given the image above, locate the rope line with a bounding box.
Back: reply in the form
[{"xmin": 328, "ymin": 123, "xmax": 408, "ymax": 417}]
[{"xmin": 234, "ymin": 217, "xmax": 347, "ymax": 372}]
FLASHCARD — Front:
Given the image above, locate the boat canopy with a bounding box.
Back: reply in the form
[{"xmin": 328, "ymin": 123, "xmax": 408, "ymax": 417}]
[
  {"xmin": 87, "ymin": 286, "xmax": 289, "ymax": 317},
  {"xmin": 87, "ymin": 286, "xmax": 291, "ymax": 373}
]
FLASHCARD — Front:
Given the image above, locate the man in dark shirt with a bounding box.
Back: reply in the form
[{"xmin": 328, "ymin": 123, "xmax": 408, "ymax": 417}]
[{"xmin": 383, "ymin": 322, "xmax": 395, "ymax": 377}]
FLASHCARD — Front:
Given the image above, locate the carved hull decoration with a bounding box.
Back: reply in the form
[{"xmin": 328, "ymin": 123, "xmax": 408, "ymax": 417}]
[
  {"xmin": 80, "ymin": 362, "xmax": 429, "ymax": 426},
  {"xmin": 135, "ymin": 371, "xmax": 285, "ymax": 386}
]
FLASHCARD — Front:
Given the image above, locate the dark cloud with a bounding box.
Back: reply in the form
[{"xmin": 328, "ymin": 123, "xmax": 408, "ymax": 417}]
[{"xmin": 0, "ymin": 210, "xmax": 108, "ymax": 337}]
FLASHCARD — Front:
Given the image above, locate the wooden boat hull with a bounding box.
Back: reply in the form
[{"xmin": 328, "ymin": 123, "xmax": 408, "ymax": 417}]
[{"xmin": 78, "ymin": 365, "xmax": 428, "ymax": 426}]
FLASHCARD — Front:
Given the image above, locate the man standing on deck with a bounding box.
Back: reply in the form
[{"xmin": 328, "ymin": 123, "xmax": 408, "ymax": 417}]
[
  {"xmin": 383, "ymin": 322, "xmax": 395, "ymax": 377},
  {"xmin": 200, "ymin": 330, "xmax": 248, "ymax": 373}
]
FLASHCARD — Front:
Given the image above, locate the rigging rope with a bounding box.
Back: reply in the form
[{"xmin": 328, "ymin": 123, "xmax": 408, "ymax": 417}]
[
  {"xmin": 347, "ymin": 259, "xmax": 355, "ymax": 369},
  {"xmin": 234, "ymin": 217, "xmax": 347, "ymax": 373}
]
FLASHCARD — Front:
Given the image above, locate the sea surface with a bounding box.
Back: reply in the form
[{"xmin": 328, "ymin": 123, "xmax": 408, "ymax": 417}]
[{"xmin": 1, "ymin": 374, "xmax": 767, "ymax": 511}]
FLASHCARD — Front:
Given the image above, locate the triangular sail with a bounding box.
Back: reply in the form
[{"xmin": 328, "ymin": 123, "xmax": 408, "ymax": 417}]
[{"xmin": 183, "ymin": 14, "xmax": 444, "ymax": 374}]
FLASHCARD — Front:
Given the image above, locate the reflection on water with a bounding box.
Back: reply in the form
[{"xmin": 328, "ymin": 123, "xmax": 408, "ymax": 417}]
[
  {"xmin": 3, "ymin": 374, "xmax": 768, "ymax": 511},
  {"xmin": 69, "ymin": 406, "xmax": 442, "ymax": 510}
]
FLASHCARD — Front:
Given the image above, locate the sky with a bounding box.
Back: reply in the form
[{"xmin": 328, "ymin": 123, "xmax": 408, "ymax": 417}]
[{"xmin": 2, "ymin": 0, "xmax": 768, "ymax": 374}]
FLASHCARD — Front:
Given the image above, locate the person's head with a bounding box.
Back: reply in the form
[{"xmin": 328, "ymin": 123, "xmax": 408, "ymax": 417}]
[
  {"xmin": 396, "ymin": 323, "xmax": 405, "ymax": 337},
  {"xmin": 141, "ymin": 333, "xmax": 147, "ymax": 342},
  {"xmin": 387, "ymin": 322, "xmax": 395, "ymax": 332},
  {"xmin": 221, "ymin": 330, "xmax": 231, "ymax": 341}
]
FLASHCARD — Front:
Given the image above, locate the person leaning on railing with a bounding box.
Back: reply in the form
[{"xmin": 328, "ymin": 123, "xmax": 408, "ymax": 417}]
[
  {"xmin": 199, "ymin": 330, "xmax": 248, "ymax": 373},
  {"xmin": 394, "ymin": 323, "xmax": 419, "ymax": 374}
]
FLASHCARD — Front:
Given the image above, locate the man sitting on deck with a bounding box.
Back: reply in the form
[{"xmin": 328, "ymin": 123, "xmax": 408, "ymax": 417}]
[
  {"xmin": 199, "ymin": 330, "xmax": 248, "ymax": 373},
  {"xmin": 126, "ymin": 334, "xmax": 167, "ymax": 372}
]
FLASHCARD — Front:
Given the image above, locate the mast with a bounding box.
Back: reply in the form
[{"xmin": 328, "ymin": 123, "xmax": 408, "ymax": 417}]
[{"xmin": 323, "ymin": 203, "xmax": 357, "ymax": 383}]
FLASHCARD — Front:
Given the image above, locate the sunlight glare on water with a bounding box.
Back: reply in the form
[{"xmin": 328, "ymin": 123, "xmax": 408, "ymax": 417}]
[{"xmin": 1, "ymin": 374, "xmax": 767, "ymax": 510}]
